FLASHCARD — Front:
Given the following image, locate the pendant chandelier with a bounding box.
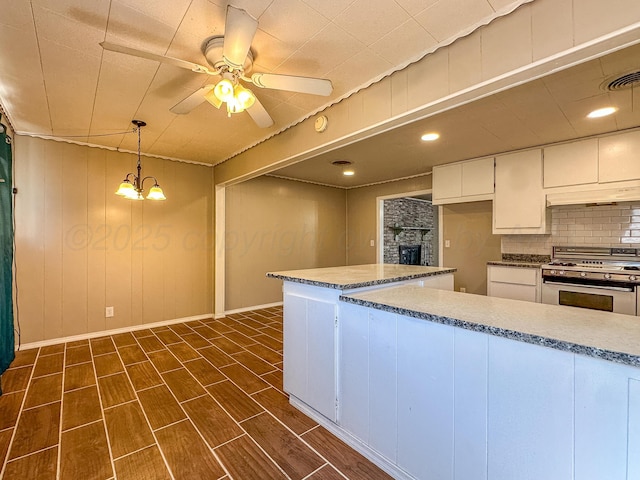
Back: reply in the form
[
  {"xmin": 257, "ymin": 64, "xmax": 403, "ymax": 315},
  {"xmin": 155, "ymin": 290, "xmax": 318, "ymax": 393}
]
[{"xmin": 115, "ymin": 120, "xmax": 166, "ymax": 201}]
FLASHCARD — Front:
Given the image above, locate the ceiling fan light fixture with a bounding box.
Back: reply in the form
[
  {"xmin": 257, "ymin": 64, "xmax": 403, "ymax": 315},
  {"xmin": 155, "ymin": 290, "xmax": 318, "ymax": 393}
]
[
  {"xmin": 214, "ymin": 75, "xmax": 235, "ymax": 102},
  {"xmin": 234, "ymin": 83, "xmax": 255, "ymax": 109},
  {"xmin": 204, "ymin": 89, "xmax": 223, "ymax": 109}
]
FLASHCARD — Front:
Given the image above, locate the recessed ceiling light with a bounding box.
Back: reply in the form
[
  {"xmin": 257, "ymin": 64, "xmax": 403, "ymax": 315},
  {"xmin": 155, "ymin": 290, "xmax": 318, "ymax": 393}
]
[
  {"xmin": 332, "ymin": 160, "xmax": 355, "ymax": 176},
  {"xmin": 421, "ymin": 132, "xmax": 440, "ymax": 141},
  {"xmin": 587, "ymin": 107, "xmax": 617, "ymax": 118}
]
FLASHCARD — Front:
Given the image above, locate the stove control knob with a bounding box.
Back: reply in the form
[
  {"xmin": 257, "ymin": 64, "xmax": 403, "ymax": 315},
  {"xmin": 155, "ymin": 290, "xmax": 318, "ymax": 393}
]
[
  {"xmin": 604, "ymin": 273, "xmax": 612, "ymax": 280},
  {"xmin": 580, "ymin": 272, "xmax": 587, "ymax": 277},
  {"xmin": 630, "ymin": 275, "xmax": 637, "ymax": 282},
  {"xmin": 559, "ymin": 270, "xmax": 565, "ymax": 275},
  {"xmin": 550, "ymin": 270, "xmax": 556, "ymax": 275}
]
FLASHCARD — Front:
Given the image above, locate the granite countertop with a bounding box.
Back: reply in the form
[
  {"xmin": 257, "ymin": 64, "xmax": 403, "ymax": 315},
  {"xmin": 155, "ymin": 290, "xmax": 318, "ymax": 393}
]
[
  {"xmin": 487, "ymin": 260, "xmax": 546, "ymax": 268},
  {"xmin": 487, "ymin": 253, "xmax": 550, "ymax": 268},
  {"xmin": 267, "ymin": 264, "xmax": 456, "ymax": 290},
  {"xmin": 341, "ymin": 285, "xmax": 640, "ymax": 367}
]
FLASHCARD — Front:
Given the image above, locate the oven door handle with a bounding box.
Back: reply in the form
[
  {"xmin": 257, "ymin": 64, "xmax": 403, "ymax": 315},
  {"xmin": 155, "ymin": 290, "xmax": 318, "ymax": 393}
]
[{"xmin": 542, "ymin": 280, "xmax": 635, "ymax": 293}]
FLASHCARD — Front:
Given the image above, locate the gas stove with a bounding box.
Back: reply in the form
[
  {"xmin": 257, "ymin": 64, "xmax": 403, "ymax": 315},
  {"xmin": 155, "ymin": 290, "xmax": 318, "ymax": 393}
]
[{"xmin": 542, "ymin": 246, "xmax": 640, "ymax": 283}]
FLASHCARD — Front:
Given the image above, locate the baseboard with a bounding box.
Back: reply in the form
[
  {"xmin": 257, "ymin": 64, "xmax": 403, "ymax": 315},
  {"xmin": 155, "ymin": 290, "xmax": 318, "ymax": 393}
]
[
  {"xmin": 18, "ymin": 313, "xmax": 214, "ymax": 350},
  {"xmin": 218, "ymin": 301, "xmax": 283, "ymax": 318},
  {"xmin": 289, "ymin": 396, "xmax": 416, "ymax": 480}
]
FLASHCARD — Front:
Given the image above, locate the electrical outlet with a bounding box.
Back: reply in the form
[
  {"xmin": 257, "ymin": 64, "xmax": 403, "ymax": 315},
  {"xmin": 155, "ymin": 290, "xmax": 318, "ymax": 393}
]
[
  {"xmin": 459, "ymin": 287, "xmax": 466, "ymax": 293},
  {"xmin": 105, "ymin": 306, "xmax": 114, "ymax": 318},
  {"xmin": 445, "ymin": 239, "xmax": 451, "ymax": 248},
  {"xmin": 370, "ymin": 239, "xmax": 375, "ymax": 247}
]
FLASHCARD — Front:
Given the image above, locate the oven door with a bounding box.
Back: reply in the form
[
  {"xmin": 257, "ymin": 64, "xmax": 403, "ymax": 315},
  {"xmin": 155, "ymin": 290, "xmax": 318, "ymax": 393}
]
[{"xmin": 541, "ymin": 280, "xmax": 637, "ymax": 315}]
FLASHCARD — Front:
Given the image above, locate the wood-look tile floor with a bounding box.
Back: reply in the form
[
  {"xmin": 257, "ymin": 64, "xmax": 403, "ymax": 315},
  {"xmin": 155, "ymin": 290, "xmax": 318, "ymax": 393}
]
[{"xmin": 0, "ymin": 307, "xmax": 393, "ymax": 480}]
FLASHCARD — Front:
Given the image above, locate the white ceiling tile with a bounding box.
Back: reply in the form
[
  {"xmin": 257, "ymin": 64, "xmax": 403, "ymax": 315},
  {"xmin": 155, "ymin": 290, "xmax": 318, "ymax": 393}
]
[
  {"xmin": 488, "ymin": 0, "xmax": 526, "ymax": 12},
  {"xmin": 416, "ymin": 0, "xmax": 494, "ymax": 42},
  {"xmin": 370, "ymin": 18, "xmax": 436, "ymax": 65},
  {"xmin": 327, "ymin": 49, "xmax": 393, "ymax": 95},
  {"xmin": 258, "ymin": 0, "xmax": 329, "ymax": 48},
  {"xmin": 32, "ymin": 5, "xmax": 105, "ymax": 59},
  {"xmin": 0, "ymin": 1, "xmax": 34, "ymax": 29},
  {"xmin": 104, "ymin": 1, "xmax": 177, "ymax": 52},
  {"xmin": 276, "ymin": 23, "xmax": 363, "ymax": 78},
  {"xmin": 301, "ymin": 0, "xmax": 356, "ymax": 20},
  {"xmin": 115, "ymin": 0, "xmax": 192, "ymax": 30},
  {"xmin": 333, "ymin": 0, "xmax": 411, "ymax": 46},
  {"xmin": 251, "ymin": 29, "xmax": 299, "ymax": 72},
  {"xmin": 171, "ymin": 0, "xmax": 225, "ymax": 47},
  {"xmin": 394, "ymin": 0, "xmax": 439, "ymax": 16}
]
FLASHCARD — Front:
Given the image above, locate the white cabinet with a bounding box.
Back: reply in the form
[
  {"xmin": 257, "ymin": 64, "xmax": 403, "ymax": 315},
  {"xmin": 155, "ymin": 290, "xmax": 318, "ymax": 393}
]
[
  {"xmin": 543, "ymin": 138, "xmax": 598, "ymax": 188},
  {"xmin": 493, "ymin": 149, "xmax": 549, "ymax": 234},
  {"xmin": 283, "ymin": 283, "xmax": 338, "ymax": 421},
  {"xmin": 487, "ymin": 265, "xmax": 540, "ymax": 302},
  {"xmin": 433, "ymin": 157, "xmax": 494, "ymax": 205},
  {"xmin": 598, "ymin": 130, "xmax": 640, "ymax": 183}
]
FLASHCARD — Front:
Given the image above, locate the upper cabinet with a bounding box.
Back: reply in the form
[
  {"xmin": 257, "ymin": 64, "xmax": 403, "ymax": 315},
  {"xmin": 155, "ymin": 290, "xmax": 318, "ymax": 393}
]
[
  {"xmin": 598, "ymin": 130, "xmax": 640, "ymax": 183},
  {"xmin": 432, "ymin": 157, "xmax": 494, "ymax": 205},
  {"xmin": 493, "ymin": 149, "xmax": 549, "ymax": 234},
  {"xmin": 544, "ymin": 139, "xmax": 599, "ymax": 188}
]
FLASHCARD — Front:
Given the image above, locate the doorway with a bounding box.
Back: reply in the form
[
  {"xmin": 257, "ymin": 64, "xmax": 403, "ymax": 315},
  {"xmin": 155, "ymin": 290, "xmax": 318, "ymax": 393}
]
[{"xmin": 376, "ymin": 190, "xmax": 440, "ymax": 266}]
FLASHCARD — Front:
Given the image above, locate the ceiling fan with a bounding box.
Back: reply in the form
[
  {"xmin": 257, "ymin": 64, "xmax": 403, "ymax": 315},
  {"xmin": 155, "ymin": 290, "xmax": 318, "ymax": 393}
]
[{"xmin": 100, "ymin": 5, "xmax": 333, "ymax": 128}]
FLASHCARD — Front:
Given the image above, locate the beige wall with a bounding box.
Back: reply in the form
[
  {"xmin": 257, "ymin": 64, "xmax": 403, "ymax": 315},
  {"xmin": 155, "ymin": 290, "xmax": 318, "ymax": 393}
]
[
  {"xmin": 346, "ymin": 176, "xmax": 432, "ymax": 265},
  {"xmin": 14, "ymin": 136, "xmax": 213, "ymax": 344},
  {"xmin": 225, "ymin": 176, "xmax": 346, "ymax": 311},
  {"xmin": 442, "ymin": 201, "xmax": 501, "ymax": 295}
]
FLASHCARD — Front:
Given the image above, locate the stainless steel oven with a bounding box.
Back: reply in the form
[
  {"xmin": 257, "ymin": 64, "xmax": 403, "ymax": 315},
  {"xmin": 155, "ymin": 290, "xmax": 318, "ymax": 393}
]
[{"xmin": 541, "ymin": 246, "xmax": 640, "ymax": 316}]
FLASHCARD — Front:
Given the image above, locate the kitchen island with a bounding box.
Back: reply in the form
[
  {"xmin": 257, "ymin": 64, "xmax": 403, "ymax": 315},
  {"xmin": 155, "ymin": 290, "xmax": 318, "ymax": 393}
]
[
  {"xmin": 266, "ymin": 264, "xmax": 456, "ymax": 426},
  {"xmin": 270, "ymin": 265, "xmax": 640, "ymax": 480}
]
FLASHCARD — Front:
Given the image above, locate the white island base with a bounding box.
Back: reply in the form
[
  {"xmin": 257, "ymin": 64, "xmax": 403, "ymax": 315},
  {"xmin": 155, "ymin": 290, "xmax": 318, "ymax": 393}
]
[{"xmin": 272, "ymin": 268, "xmax": 640, "ymax": 480}]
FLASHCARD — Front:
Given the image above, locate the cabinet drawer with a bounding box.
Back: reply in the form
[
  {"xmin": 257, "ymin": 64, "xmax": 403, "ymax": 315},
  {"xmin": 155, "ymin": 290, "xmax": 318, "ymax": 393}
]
[{"xmin": 489, "ymin": 266, "xmax": 538, "ymax": 286}]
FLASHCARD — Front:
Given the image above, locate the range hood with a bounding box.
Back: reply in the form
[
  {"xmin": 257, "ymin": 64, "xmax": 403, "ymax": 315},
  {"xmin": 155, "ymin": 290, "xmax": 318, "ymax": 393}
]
[{"xmin": 546, "ymin": 186, "xmax": 640, "ymax": 206}]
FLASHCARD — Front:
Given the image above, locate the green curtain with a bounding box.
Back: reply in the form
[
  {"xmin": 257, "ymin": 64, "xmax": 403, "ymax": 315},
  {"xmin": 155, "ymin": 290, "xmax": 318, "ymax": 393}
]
[{"xmin": 0, "ymin": 125, "xmax": 14, "ymax": 394}]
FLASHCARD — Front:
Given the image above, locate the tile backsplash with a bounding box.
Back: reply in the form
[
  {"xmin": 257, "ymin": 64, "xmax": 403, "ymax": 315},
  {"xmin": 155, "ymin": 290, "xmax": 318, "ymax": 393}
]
[{"xmin": 501, "ymin": 202, "xmax": 640, "ymax": 255}]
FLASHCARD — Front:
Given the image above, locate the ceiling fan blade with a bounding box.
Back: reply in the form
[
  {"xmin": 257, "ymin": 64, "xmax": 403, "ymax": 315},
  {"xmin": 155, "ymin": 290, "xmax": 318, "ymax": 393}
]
[
  {"xmin": 250, "ymin": 73, "xmax": 333, "ymax": 96},
  {"xmin": 246, "ymin": 97, "xmax": 274, "ymax": 128},
  {"xmin": 100, "ymin": 41, "xmax": 214, "ymax": 74},
  {"xmin": 170, "ymin": 85, "xmax": 215, "ymax": 114},
  {"xmin": 222, "ymin": 6, "xmax": 258, "ymax": 70}
]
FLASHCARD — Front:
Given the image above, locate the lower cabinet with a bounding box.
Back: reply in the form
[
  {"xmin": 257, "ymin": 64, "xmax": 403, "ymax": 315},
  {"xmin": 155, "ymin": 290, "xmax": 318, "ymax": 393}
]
[{"xmin": 487, "ymin": 265, "xmax": 540, "ymax": 302}]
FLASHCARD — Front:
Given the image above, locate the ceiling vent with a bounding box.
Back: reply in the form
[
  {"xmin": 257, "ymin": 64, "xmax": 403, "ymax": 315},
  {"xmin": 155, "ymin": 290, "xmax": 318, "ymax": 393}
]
[{"xmin": 602, "ymin": 70, "xmax": 640, "ymax": 91}]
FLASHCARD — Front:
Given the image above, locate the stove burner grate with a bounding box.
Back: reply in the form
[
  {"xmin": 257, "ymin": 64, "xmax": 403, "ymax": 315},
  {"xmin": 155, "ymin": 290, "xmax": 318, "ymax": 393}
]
[{"xmin": 549, "ymin": 261, "xmax": 577, "ymax": 267}]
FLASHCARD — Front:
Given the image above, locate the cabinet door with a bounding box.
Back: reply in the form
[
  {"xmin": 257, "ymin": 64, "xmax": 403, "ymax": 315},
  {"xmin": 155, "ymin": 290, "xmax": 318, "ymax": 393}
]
[
  {"xmin": 488, "ymin": 336, "xmax": 574, "ymax": 480},
  {"xmin": 433, "ymin": 163, "xmax": 462, "ymax": 201},
  {"xmin": 599, "ymin": 130, "xmax": 640, "ymax": 183},
  {"xmin": 494, "ymin": 150, "xmax": 546, "ymax": 232},
  {"xmin": 283, "ymin": 293, "xmax": 337, "ymax": 422},
  {"xmin": 544, "ymin": 139, "xmax": 598, "ymax": 188},
  {"xmin": 462, "ymin": 157, "xmax": 494, "ymax": 196}
]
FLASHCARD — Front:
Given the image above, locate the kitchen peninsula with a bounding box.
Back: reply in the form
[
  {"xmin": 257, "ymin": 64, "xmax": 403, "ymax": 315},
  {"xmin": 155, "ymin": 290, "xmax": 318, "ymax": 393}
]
[
  {"xmin": 269, "ymin": 266, "xmax": 640, "ymax": 480},
  {"xmin": 266, "ymin": 264, "xmax": 455, "ymax": 421}
]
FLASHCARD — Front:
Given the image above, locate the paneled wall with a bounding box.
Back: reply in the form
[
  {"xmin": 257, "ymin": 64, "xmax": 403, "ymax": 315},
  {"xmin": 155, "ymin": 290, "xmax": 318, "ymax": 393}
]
[
  {"xmin": 225, "ymin": 176, "xmax": 346, "ymax": 311},
  {"xmin": 14, "ymin": 136, "xmax": 213, "ymax": 344}
]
